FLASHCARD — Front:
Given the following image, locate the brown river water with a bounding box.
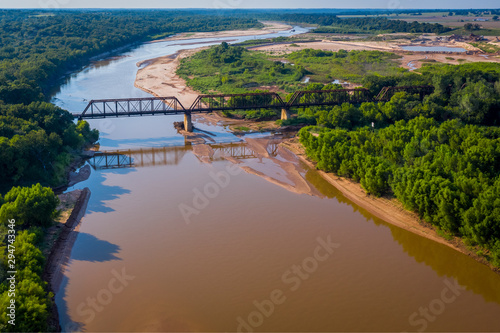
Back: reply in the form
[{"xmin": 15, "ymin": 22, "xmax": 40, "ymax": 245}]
[{"xmin": 51, "ymin": 30, "xmax": 500, "ymax": 332}]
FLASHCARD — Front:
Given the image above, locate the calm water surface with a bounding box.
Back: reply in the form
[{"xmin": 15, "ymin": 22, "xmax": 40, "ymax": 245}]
[
  {"xmin": 401, "ymin": 46, "xmax": 467, "ymax": 52},
  {"xmin": 53, "ymin": 28, "xmax": 500, "ymax": 332}
]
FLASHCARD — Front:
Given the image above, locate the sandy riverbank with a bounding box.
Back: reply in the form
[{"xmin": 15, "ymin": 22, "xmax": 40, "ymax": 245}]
[
  {"xmin": 135, "ymin": 48, "xmax": 203, "ymax": 108},
  {"xmin": 135, "ymin": 38, "xmax": 499, "ymax": 105},
  {"xmin": 134, "ymin": 21, "xmax": 292, "ymax": 107},
  {"xmin": 152, "ymin": 21, "xmax": 292, "ymax": 42},
  {"xmin": 281, "ymin": 138, "xmax": 498, "ymax": 272}
]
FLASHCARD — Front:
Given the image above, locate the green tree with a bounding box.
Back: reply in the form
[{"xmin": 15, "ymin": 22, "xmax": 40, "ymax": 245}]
[{"xmin": 0, "ymin": 184, "xmax": 58, "ymax": 228}]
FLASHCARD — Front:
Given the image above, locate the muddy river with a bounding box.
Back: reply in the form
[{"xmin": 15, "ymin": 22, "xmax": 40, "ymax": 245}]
[{"xmin": 52, "ymin": 27, "xmax": 500, "ymax": 332}]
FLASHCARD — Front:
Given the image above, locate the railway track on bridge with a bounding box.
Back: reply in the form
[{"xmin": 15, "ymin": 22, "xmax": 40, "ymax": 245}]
[{"xmin": 72, "ymin": 85, "xmax": 434, "ymax": 131}]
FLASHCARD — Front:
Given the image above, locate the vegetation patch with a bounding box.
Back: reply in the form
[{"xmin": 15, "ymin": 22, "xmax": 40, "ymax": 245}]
[
  {"xmin": 286, "ymin": 48, "xmax": 405, "ymax": 84},
  {"xmin": 298, "ymin": 62, "xmax": 500, "ymax": 267},
  {"xmin": 469, "ymin": 42, "xmax": 500, "ymax": 54},
  {"xmin": 177, "ymin": 42, "xmax": 307, "ymax": 94}
]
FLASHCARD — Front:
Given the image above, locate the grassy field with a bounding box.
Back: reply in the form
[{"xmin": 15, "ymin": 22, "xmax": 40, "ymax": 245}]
[
  {"xmin": 177, "ymin": 42, "xmax": 306, "ymax": 94},
  {"xmin": 469, "ymin": 42, "xmax": 500, "ymax": 53},
  {"xmin": 285, "ymin": 49, "xmax": 405, "ymax": 84},
  {"xmin": 178, "ymin": 43, "xmax": 407, "ymax": 95}
]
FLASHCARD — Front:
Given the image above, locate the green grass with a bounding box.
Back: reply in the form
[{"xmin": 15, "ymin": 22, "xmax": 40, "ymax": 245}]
[
  {"xmin": 179, "ymin": 43, "xmax": 408, "ymax": 96},
  {"xmin": 177, "ymin": 43, "xmax": 306, "ymax": 94},
  {"xmin": 234, "ymin": 36, "xmax": 317, "ymax": 47},
  {"xmin": 443, "ymin": 27, "xmax": 500, "ymax": 36},
  {"xmin": 233, "ymin": 126, "xmax": 251, "ymax": 131},
  {"xmin": 436, "ymin": 228, "xmax": 454, "ymax": 241},
  {"xmin": 286, "ymin": 48, "xmax": 406, "ymax": 84}
]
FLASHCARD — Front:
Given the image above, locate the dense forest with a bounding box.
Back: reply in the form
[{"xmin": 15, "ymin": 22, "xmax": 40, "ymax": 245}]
[
  {"xmin": 298, "ymin": 62, "xmax": 500, "ymax": 266},
  {"xmin": 285, "ymin": 15, "xmax": 451, "ymax": 34},
  {"xmin": 0, "ymin": 10, "xmax": 262, "ymax": 331}
]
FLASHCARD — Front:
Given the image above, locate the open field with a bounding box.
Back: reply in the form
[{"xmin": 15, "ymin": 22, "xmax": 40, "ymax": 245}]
[{"xmin": 253, "ymin": 40, "xmax": 500, "ymax": 70}]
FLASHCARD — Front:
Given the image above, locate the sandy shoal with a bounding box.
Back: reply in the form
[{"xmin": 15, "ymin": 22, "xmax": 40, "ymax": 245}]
[
  {"xmin": 152, "ymin": 21, "xmax": 292, "ymax": 42},
  {"xmin": 135, "ymin": 48, "xmax": 203, "ymax": 108}
]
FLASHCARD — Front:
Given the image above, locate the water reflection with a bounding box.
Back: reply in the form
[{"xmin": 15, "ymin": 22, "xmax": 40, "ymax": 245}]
[{"xmin": 87, "ymin": 140, "xmax": 280, "ymax": 170}]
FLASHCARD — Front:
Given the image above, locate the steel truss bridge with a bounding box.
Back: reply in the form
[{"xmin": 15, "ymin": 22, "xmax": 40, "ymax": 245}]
[
  {"xmin": 73, "ymin": 86, "xmax": 434, "ymax": 122},
  {"xmin": 88, "ymin": 141, "xmax": 280, "ymax": 170}
]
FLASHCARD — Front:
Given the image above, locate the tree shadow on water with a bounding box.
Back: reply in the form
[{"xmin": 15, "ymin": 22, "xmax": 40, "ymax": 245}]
[
  {"xmin": 84, "ymin": 168, "xmax": 135, "ymax": 214},
  {"xmin": 55, "ymin": 231, "xmax": 121, "ymax": 332},
  {"xmin": 69, "ymin": 232, "xmax": 121, "ymax": 262}
]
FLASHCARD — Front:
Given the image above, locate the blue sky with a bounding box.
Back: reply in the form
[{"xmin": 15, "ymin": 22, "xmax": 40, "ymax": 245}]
[{"xmin": 3, "ymin": 0, "xmax": 499, "ymax": 9}]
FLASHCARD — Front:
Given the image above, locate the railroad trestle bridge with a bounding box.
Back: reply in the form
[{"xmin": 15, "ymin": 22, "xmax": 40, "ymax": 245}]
[{"xmin": 73, "ymin": 85, "xmax": 434, "ymax": 132}]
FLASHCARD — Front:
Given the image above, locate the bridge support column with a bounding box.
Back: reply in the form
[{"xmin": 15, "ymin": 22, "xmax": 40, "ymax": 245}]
[
  {"xmin": 184, "ymin": 112, "xmax": 193, "ymax": 132},
  {"xmin": 281, "ymin": 108, "xmax": 291, "ymax": 121}
]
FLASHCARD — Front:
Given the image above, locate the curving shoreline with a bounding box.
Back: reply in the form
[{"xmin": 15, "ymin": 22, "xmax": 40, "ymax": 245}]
[
  {"xmin": 131, "ymin": 32, "xmax": 499, "ymax": 270},
  {"xmin": 280, "ymin": 138, "xmax": 499, "ymax": 273},
  {"xmin": 43, "ymin": 187, "xmax": 91, "ymax": 331}
]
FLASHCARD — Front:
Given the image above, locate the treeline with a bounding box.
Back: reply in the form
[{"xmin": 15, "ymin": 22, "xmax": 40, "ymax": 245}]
[
  {"xmin": 0, "ymin": 102, "xmax": 99, "ymax": 188},
  {"xmin": 0, "ymin": 10, "xmax": 262, "ymax": 331},
  {"xmin": 0, "ymin": 10, "xmax": 261, "ymax": 188},
  {"xmin": 234, "ymin": 12, "xmax": 451, "ymax": 34},
  {"xmin": 312, "ymin": 16, "xmax": 451, "ymax": 34},
  {"xmin": 298, "ymin": 62, "xmax": 500, "ymax": 266},
  {"xmin": 0, "ymin": 184, "xmax": 59, "ymax": 331},
  {"xmin": 293, "ymin": 62, "xmax": 500, "ymax": 129},
  {"xmin": 300, "ymin": 118, "xmax": 500, "ymax": 265}
]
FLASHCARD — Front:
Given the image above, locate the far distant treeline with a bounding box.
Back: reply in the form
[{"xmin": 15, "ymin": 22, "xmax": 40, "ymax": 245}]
[
  {"xmin": 199, "ymin": 8, "xmax": 500, "ymax": 17},
  {"xmin": 260, "ymin": 14, "xmax": 451, "ymax": 34}
]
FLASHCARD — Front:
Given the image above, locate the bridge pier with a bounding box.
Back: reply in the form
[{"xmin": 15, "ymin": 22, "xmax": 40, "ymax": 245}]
[
  {"xmin": 184, "ymin": 112, "xmax": 193, "ymax": 132},
  {"xmin": 281, "ymin": 108, "xmax": 291, "ymax": 121}
]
